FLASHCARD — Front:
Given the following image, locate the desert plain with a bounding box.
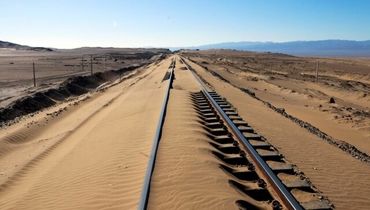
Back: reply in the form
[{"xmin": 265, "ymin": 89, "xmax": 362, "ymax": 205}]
[{"xmin": 0, "ymin": 48, "xmax": 369, "ymax": 210}]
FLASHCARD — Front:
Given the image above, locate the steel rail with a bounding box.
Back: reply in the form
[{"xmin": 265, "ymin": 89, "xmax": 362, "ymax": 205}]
[
  {"xmin": 138, "ymin": 59, "xmax": 175, "ymax": 210},
  {"xmin": 181, "ymin": 56, "xmax": 303, "ymax": 210}
]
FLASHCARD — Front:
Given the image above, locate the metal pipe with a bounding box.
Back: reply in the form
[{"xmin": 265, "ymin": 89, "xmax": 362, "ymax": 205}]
[{"xmin": 33, "ymin": 62, "xmax": 36, "ymax": 87}]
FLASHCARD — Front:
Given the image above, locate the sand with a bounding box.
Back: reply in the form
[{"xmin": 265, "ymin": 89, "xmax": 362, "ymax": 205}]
[
  {"xmin": 0, "ymin": 57, "xmax": 173, "ymax": 209},
  {"xmin": 0, "ymin": 48, "xmax": 167, "ymax": 108},
  {"xmin": 183, "ymin": 51, "xmax": 370, "ymax": 156},
  {"xmin": 185, "ymin": 57, "xmax": 370, "ymax": 209},
  {"xmin": 197, "ymin": 62, "xmax": 370, "ymax": 154},
  {"xmin": 147, "ymin": 58, "xmax": 247, "ymax": 209},
  {"xmin": 1, "ymin": 48, "xmax": 369, "ymax": 210}
]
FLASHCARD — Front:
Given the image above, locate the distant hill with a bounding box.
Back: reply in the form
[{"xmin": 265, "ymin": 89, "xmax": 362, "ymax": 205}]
[
  {"xmin": 0, "ymin": 40, "xmax": 53, "ymax": 52},
  {"xmin": 192, "ymin": 40, "xmax": 370, "ymax": 57}
]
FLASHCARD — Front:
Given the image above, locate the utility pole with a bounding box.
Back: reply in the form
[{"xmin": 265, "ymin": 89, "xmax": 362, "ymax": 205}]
[
  {"xmin": 90, "ymin": 55, "xmax": 93, "ymax": 75},
  {"xmin": 316, "ymin": 60, "xmax": 319, "ymax": 83},
  {"xmin": 33, "ymin": 62, "xmax": 36, "ymax": 87},
  {"xmin": 81, "ymin": 56, "xmax": 84, "ymax": 72},
  {"xmin": 120, "ymin": 68, "xmax": 122, "ymax": 81},
  {"xmin": 104, "ymin": 55, "xmax": 107, "ymax": 71}
]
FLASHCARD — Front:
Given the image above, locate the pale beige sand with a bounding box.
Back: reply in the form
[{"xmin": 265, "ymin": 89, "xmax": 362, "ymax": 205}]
[
  {"xmin": 201, "ymin": 63, "xmax": 370, "ymax": 154},
  {"xmin": 147, "ymin": 59, "xmax": 249, "ymax": 209},
  {"xmin": 188, "ymin": 55, "xmax": 370, "ymax": 156},
  {"xmin": 0, "ymin": 57, "xmax": 173, "ymax": 209},
  {"xmin": 187, "ymin": 58, "xmax": 370, "ymax": 210}
]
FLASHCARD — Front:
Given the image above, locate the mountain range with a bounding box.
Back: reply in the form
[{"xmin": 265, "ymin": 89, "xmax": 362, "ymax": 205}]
[
  {"xmin": 189, "ymin": 40, "xmax": 370, "ymax": 57},
  {"xmin": 2, "ymin": 39, "xmax": 370, "ymax": 57}
]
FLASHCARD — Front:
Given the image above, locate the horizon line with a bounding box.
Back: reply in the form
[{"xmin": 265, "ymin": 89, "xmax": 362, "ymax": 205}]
[{"xmin": 1, "ymin": 39, "xmax": 370, "ymax": 50}]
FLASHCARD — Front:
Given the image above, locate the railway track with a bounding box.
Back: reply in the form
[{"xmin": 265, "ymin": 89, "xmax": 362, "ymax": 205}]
[
  {"xmin": 139, "ymin": 58, "xmax": 175, "ymax": 209},
  {"xmin": 139, "ymin": 56, "xmax": 332, "ymax": 209}
]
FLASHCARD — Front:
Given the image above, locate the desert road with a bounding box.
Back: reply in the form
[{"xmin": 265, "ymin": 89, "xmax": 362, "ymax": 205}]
[{"xmin": 0, "ymin": 55, "xmax": 370, "ymax": 210}]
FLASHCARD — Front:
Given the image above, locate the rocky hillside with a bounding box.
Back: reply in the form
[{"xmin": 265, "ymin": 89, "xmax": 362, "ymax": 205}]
[{"xmin": 0, "ymin": 40, "xmax": 53, "ymax": 51}]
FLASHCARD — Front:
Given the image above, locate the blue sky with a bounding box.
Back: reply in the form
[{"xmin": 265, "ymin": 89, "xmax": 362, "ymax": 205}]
[{"xmin": 1, "ymin": 0, "xmax": 369, "ymax": 48}]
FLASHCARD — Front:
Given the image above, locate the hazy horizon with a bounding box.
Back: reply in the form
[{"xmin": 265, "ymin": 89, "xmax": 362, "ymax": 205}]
[{"xmin": 1, "ymin": 0, "xmax": 370, "ymax": 49}]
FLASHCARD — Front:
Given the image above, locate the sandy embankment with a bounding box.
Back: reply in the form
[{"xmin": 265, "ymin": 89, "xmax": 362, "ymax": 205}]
[
  {"xmin": 0, "ymin": 57, "xmax": 173, "ymax": 209},
  {"xmin": 196, "ymin": 62, "xmax": 370, "ymax": 155},
  {"xmin": 147, "ymin": 59, "xmax": 245, "ymax": 209},
  {"xmin": 186, "ymin": 58, "xmax": 370, "ymax": 210},
  {"xmin": 186, "ymin": 53, "xmax": 370, "ymax": 156}
]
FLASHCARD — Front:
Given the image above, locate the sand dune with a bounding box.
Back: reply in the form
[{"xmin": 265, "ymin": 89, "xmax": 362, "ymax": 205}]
[
  {"xmin": 0, "ymin": 58, "xmax": 173, "ymax": 209},
  {"xmin": 148, "ymin": 60, "xmax": 248, "ymax": 209},
  {"xmin": 185, "ymin": 57, "xmax": 370, "ymax": 210},
  {"xmin": 1, "ymin": 51, "xmax": 369, "ymax": 209}
]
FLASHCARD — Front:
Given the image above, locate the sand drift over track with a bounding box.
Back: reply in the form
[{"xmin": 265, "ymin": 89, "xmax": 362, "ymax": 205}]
[
  {"xmin": 139, "ymin": 56, "xmax": 330, "ymax": 209},
  {"xmin": 0, "ymin": 57, "xmax": 173, "ymax": 209},
  {"xmin": 181, "ymin": 55, "xmax": 370, "ymax": 210},
  {"xmin": 1, "ymin": 54, "xmax": 369, "ymax": 209}
]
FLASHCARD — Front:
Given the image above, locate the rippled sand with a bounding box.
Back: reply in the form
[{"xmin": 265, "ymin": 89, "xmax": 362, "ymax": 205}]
[
  {"xmin": 187, "ymin": 58, "xmax": 370, "ymax": 210},
  {"xmin": 0, "ymin": 58, "xmax": 172, "ymax": 209}
]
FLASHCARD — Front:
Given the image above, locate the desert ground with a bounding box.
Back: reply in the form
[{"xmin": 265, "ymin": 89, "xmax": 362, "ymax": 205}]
[
  {"xmin": 0, "ymin": 49, "xmax": 369, "ymax": 210},
  {"xmin": 180, "ymin": 52, "xmax": 370, "ymax": 209},
  {"xmin": 0, "ymin": 48, "xmax": 168, "ymax": 109},
  {"xmin": 182, "ymin": 50, "xmax": 370, "ymax": 154}
]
